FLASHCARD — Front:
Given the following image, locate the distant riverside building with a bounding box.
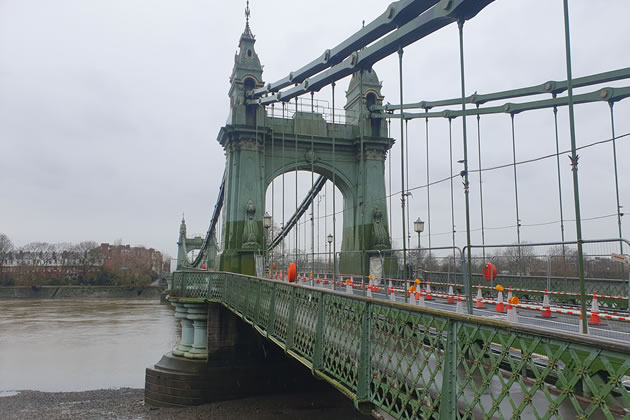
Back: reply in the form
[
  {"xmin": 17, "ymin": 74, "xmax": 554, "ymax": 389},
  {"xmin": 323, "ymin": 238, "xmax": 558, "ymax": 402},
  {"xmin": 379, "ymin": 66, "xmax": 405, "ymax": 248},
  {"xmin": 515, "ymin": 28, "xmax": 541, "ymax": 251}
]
[
  {"xmin": 0, "ymin": 243, "xmax": 168, "ymax": 284},
  {"xmin": 100, "ymin": 243, "xmax": 168, "ymax": 275}
]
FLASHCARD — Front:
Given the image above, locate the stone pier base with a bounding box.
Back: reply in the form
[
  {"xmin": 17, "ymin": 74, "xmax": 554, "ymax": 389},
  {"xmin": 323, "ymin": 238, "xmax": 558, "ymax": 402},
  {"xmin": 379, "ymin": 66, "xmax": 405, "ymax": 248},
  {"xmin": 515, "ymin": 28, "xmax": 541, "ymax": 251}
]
[{"xmin": 145, "ymin": 301, "xmax": 329, "ymax": 407}]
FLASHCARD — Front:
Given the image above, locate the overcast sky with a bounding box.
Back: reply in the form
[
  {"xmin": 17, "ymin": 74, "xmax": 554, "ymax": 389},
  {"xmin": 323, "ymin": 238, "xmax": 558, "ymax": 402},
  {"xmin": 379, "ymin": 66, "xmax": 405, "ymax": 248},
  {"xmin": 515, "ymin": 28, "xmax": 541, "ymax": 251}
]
[{"xmin": 1, "ymin": 1, "xmax": 629, "ymax": 261}]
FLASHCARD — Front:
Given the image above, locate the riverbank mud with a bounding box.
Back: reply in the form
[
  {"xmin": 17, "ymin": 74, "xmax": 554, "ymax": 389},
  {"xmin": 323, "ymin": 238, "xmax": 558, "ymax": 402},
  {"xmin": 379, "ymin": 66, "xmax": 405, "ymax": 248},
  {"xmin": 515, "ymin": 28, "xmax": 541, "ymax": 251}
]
[{"xmin": 0, "ymin": 388, "xmax": 369, "ymax": 419}]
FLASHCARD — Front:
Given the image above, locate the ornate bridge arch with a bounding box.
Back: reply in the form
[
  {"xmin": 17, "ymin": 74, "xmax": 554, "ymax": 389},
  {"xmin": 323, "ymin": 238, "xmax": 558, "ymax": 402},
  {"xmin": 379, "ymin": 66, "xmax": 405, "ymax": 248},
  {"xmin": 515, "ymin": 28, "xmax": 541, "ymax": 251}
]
[{"xmin": 216, "ymin": 20, "xmax": 396, "ymax": 275}]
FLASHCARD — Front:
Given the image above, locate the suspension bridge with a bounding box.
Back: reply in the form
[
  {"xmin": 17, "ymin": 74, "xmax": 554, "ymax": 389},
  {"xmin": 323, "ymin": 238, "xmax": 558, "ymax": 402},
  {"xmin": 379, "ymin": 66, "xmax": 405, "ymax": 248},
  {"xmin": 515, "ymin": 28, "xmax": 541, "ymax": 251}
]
[{"xmin": 146, "ymin": 1, "xmax": 630, "ymax": 418}]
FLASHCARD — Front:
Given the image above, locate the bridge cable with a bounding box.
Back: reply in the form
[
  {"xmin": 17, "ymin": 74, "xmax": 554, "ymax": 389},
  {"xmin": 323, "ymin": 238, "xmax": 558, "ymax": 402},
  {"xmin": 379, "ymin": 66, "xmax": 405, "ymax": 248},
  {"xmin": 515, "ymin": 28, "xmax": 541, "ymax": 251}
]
[
  {"xmin": 448, "ymin": 117, "xmax": 455, "ymax": 258},
  {"xmin": 360, "ymin": 69, "xmax": 366, "ymax": 283},
  {"xmin": 332, "ymin": 82, "xmax": 337, "ymax": 290},
  {"xmin": 458, "ymin": 19, "xmax": 474, "ymax": 315},
  {"xmin": 405, "ymin": 119, "xmax": 411, "ymax": 256},
  {"xmin": 552, "ymin": 98, "xmax": 566, "ymax": 258},
  {"xmin": 388, "ymin": 118, "xmax": 392, "ymax": 247},
  {"xmin": 510, "ymin": 113, "xmax": 522, "ymax": 278},
  {"xmin": 609, "ymin": 102, "xmax": 624, "ymax": 254},
  {"xmin": 190, "ymin": 168, "xmax": 226, "ymax": 268},
  {"xmin": 425, "ymin": 109, "xmax": 432, "ymax": 257},
  {"xmin": 268, "ymin": 176, "xmax": 326, "ymax": 251},
  {"xmin": 271, "ymin": 103, "xmax": 275, "ymax": 272},
  {"xmin": 295, "ymin": 97, "xmax": 299, "ymax": 264},
  {"xmin": 475, "ymin": 105, "xmax": 485, "ymax": 264},
  {"xmin": 282, "ymin": 102, "xmax": 286, "ymax": 270},
  {"xmin": 311, "ymin": 92, "xmax": 315, "ymax": 284},
  {"xmin": 398, "ymin": 47, "xmax": 408, "ymax": 302}
]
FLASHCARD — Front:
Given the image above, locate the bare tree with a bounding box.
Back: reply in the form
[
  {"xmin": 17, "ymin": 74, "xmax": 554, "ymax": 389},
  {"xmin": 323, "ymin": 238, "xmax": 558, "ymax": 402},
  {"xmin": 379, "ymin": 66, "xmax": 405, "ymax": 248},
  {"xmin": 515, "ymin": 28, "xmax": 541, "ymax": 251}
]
[{"xmin": 0, "ymin": 233, "xmax": 13, "ymax": 264}]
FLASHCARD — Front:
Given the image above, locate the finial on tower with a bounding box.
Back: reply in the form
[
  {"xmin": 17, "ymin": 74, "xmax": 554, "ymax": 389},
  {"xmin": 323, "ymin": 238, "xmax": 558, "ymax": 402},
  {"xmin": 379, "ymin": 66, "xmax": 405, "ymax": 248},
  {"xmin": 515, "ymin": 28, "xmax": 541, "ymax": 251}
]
[{"xmin": 245, "ymin": 1, "xmax": 251, "ymax": 26}]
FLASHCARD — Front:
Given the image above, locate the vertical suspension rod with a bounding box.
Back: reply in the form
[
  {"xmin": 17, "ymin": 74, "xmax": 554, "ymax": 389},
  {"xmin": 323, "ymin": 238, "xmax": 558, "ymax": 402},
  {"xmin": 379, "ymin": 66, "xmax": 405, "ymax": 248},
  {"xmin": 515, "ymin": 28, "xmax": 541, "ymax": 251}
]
[
  {"xmin": 271, "ymin": 104, "xmax": 275, "ymax": 272},
  {"xmin": 609, "ymin": 102, "xmax": 623, "ymax": 254},
  {"xmin": 405, "ymin": 119, "xmax": 411, "ymax": 250},
  {"xmin": 282, "ymin": 102, "xmax": 286, "ymax": 270},
  {"xmin": 295, "ymin": 97, "xmax": 299, "ymax": 264},
  {"xmin": 311, "ymin": 92, "xmax": 315, "ymax": 284},
  {"xmin": 388, "ymin": 118, "xmax": 393, "ymax": 242},
  {"xmin": 332, "ymin": 82, "xmax": 337, "ymax": 290},
  {"xmin": 425, "ymin": 110, "xmax": 431, "ymax": 255},
  {"xmin": 360, "ymin": 70, "xmax": 366, "ymax": 283},
  {"xmin": 563, "ymin": 0, "xmax": 588, "ymax": 334},
  {"xmin": 458, "ymin": 19, "xmax": 473, "ymax": 314},
  {"xmin": 398, "ymin": 47, "xmax": 408, "ymax": 302},
  {"xmin": 510, "ymin": 114, "xmax": 522, "ymax": 269},
  {"xmin": 552, "ymin": 101, "xmax": 566, "ymax": 257},
  {"xmin": 448, "ymin": 117, "xmax": 455, "ymax": 258},
  {"xmin": 476, "ymin": 105, "xmax": 485, "ymax": 264}
]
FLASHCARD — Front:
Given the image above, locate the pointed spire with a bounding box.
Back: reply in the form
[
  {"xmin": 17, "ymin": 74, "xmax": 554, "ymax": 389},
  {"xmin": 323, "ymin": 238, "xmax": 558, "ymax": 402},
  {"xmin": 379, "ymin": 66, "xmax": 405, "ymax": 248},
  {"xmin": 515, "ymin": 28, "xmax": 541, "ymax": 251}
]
[{"xmin": 241, "ymin": 1, "xmax": 255, "ymax": 43}]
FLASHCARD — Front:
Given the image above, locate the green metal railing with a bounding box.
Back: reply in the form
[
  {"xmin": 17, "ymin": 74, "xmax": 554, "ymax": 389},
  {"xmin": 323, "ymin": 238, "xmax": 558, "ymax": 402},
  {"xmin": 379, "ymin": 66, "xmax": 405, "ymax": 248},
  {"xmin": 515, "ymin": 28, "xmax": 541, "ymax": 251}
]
[
  {"xmin": 171, "ymin": 271, "xmax": 630, "ymax": 419},
  {"xmin": 422, "ymin": 271, "xmax": 629, "ymax": 309}
]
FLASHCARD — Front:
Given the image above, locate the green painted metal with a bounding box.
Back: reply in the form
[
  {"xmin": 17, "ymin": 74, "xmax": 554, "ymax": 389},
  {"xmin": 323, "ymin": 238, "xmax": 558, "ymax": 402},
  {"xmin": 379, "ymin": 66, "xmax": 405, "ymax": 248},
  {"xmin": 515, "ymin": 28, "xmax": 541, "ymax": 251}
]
[
  {"xmin": 382, "ymin": 66, "xmax": 630, "ymax": 111},
  {"xmin": 439, "ymin": 320, "xmax": 458, "ymax": 420},
  {"xmin": 218, "ymin": 19, "xmax": 397, "ymax": 276},
  {"xmin": 562, "ymin": 0, "xmax": 588, "ymax": 335},
  {"xmin": 382, "ymin": 84, "xmax": 630, "ymax": 120},
  {"xmin": 170, "ymin": 271, "xmax": 630, "ymax": 419}
]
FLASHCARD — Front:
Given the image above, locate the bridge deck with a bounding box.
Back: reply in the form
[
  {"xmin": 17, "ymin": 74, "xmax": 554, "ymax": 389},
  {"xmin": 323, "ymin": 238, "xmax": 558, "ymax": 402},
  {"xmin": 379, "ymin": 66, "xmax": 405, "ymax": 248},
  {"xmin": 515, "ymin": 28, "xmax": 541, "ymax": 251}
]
[{"xmin": 170, "ymin": 271, "xmax": 630, "ymax": 419}]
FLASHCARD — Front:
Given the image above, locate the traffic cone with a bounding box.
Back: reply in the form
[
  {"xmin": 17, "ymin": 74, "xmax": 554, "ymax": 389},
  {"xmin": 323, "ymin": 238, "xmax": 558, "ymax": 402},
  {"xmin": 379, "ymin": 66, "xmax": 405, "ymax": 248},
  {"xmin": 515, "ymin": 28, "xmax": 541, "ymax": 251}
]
[
  {"xmin": 388, "ymin": 280, "xmax": 395, "ymax": 302},
  {"xmin": 475, "ymin": 285, "xmax": 485, "ymax": 308},
  {"xmin": 507, "ymin": 287, "xmax": 513, "ymax": 302},
  {"xmin": 447, "ymin": 285, "xmax": 455, "ymax": 304},
  {"xmin": 540, "ymin": 289, "xmax": 553, "ymax": 318},
  {"xmin": 409, "ymin": 288, "xmax": 416, "ymax": 305},
  {"xmin": 455, "ymin": 293, "xmax": 464, "ymax": 314},
  {"xmin": 417, "ymin": 289, "xmax": 425, "ymax": 307},
  {"xmin": 345, "ymin": 279, "xmax": 353, "ymax": 295},
  {"xmin": 506, "ymin": 299, "xmax": 519, "ymax": 323},
  {"xmin": 588, "ymin": 292, "xmax": 602, "ymax": 325},
  {"xmin": 496, "ymin": 290, "xmax": 505, "ymax": 313},
  {"xmin": 366, "ymin": 284, "xmax": 373, "ymax": 298},
  {"xmin": 425, "ymin": 283, "xmax": 433, "ymax": 300}
]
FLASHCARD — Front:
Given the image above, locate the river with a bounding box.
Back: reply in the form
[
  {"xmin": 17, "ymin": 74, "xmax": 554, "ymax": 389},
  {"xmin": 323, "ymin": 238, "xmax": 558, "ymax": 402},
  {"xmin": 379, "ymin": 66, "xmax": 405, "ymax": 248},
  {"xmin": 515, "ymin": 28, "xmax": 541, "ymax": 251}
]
[{"xmin": 0, "ymin": 299, "xmax": 177, "ymax": 392}]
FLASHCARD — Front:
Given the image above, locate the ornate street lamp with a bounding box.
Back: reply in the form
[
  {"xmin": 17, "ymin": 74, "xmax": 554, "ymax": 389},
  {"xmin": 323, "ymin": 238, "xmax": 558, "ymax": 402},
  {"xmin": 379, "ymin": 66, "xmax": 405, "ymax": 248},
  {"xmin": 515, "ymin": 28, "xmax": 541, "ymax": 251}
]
[
  {"xmin": 263, "ymin": 212, "xmax": 272, "ymax": 275},
  {"xmin": 327, "ymin": 234, "xmax": 333, "ymax": 280},
  {"xmin": 414, "ymin": 218, "xmax": 425, "ymax": 249}
]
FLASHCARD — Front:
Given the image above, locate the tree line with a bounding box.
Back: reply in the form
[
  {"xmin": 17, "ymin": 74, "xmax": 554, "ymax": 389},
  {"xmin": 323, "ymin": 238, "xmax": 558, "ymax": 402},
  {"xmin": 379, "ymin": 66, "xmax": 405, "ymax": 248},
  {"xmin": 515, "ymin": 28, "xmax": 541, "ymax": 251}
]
[{"xmin": 0, "ymin": 233, "xmax": 170, "ymax": 287}]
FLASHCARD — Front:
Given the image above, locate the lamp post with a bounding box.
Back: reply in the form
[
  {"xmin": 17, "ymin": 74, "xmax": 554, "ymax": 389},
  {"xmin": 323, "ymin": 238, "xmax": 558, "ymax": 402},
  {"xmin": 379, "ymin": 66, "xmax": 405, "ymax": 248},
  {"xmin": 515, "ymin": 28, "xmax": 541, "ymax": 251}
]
[
  {"xmin": 414, "ymin": 218, "xmax": 425, "ymax": 278},
  {"xmin": 327, "ymin": 234, "xmax": 333, "ymax": 281},
  {"xmin": 414, "ymin": 218, "xmax": 425, "ymax": 249},
  {"xmin": 263, "ymin": 212, "xmax": 272, "ymax": 276}
]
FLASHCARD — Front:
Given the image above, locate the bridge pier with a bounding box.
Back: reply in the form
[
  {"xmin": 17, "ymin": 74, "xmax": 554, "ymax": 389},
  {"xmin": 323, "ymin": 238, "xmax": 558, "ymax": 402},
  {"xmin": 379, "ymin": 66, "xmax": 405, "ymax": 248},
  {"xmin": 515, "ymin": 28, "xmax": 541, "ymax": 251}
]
[{"xmin": 145, "ymin": 300, "xmax": 330, "ymax": 407}]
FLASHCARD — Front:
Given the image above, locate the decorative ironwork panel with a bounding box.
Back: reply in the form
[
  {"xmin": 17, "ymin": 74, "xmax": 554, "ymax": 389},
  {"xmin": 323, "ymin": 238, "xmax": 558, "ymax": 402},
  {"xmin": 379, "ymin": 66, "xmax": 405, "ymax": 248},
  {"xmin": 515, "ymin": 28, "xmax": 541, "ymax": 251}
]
[
  {"xmin": 292, "ymin": 288, "xmax": 319, "ymax": 361},
  {"xmin": 369, "ymin": 303, "xmax": 449, "ymax": 419},
  {"xmin": 255, "ymin": 280, "xmax": 274, "ymax": 330},
  {"xmin": 455, "ymin": 322, "xmax": 630, "ymax": 419},
  {"xmin": 271, "ymin": 283, "xmax": 292, "ymax": 343},
  {"xmin": 322, "ymin": 294, "xmax": 364, "ymax": 393}
]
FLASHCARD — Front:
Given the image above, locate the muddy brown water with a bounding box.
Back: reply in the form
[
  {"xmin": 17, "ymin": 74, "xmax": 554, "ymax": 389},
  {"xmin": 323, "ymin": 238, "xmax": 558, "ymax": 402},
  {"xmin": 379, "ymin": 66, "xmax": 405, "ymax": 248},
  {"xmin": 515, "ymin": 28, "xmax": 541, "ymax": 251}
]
[{"xmin": 0, "ymin": 299, "xmax": 177, "ymax": 392}]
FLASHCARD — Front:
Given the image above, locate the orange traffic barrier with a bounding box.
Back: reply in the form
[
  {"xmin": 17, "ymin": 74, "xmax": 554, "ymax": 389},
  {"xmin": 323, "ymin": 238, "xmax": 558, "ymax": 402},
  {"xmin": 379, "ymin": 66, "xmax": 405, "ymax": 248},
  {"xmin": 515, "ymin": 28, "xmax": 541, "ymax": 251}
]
[
  {"xmin": 475, "ymin": 285, "xmax": 485, "ymax": 308},
  {"xmin": 495, "ymin": 285, "xmax": 505, "ymax": 313},
  {"xmin": 455, "ymin": 293, "xmax": 464, "ymax": 314},
  {"xmin": 588, "ymin": 292, "xmax": 602, "ymax": 325},
  {"xmin": 447, "ymin": 285, "xmax": 455, "ymax": 304},
  {"xmin": 541, "ymin": 289, "xmax": 553, "ymax": 318}
]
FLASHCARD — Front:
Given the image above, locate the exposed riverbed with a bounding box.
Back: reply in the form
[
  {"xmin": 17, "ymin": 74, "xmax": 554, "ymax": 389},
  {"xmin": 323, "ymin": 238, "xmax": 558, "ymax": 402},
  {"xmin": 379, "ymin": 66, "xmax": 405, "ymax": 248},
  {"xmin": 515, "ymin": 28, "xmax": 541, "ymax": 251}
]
[{"xmin": 0, "ymin": 299, "xmax": 365, "ymax": 419}]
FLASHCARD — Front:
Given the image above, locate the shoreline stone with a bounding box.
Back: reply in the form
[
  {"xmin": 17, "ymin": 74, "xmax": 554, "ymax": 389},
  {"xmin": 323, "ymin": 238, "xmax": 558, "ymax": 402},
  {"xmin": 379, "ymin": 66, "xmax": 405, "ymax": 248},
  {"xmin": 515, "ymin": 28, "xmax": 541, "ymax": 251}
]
[
  {"xmin": 0, "ymin": 388, "xmax": 368, "ymax": 420},
  {"xmin": 0, "ymin": 286, "xmax": 163, "ymax": 300}
]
